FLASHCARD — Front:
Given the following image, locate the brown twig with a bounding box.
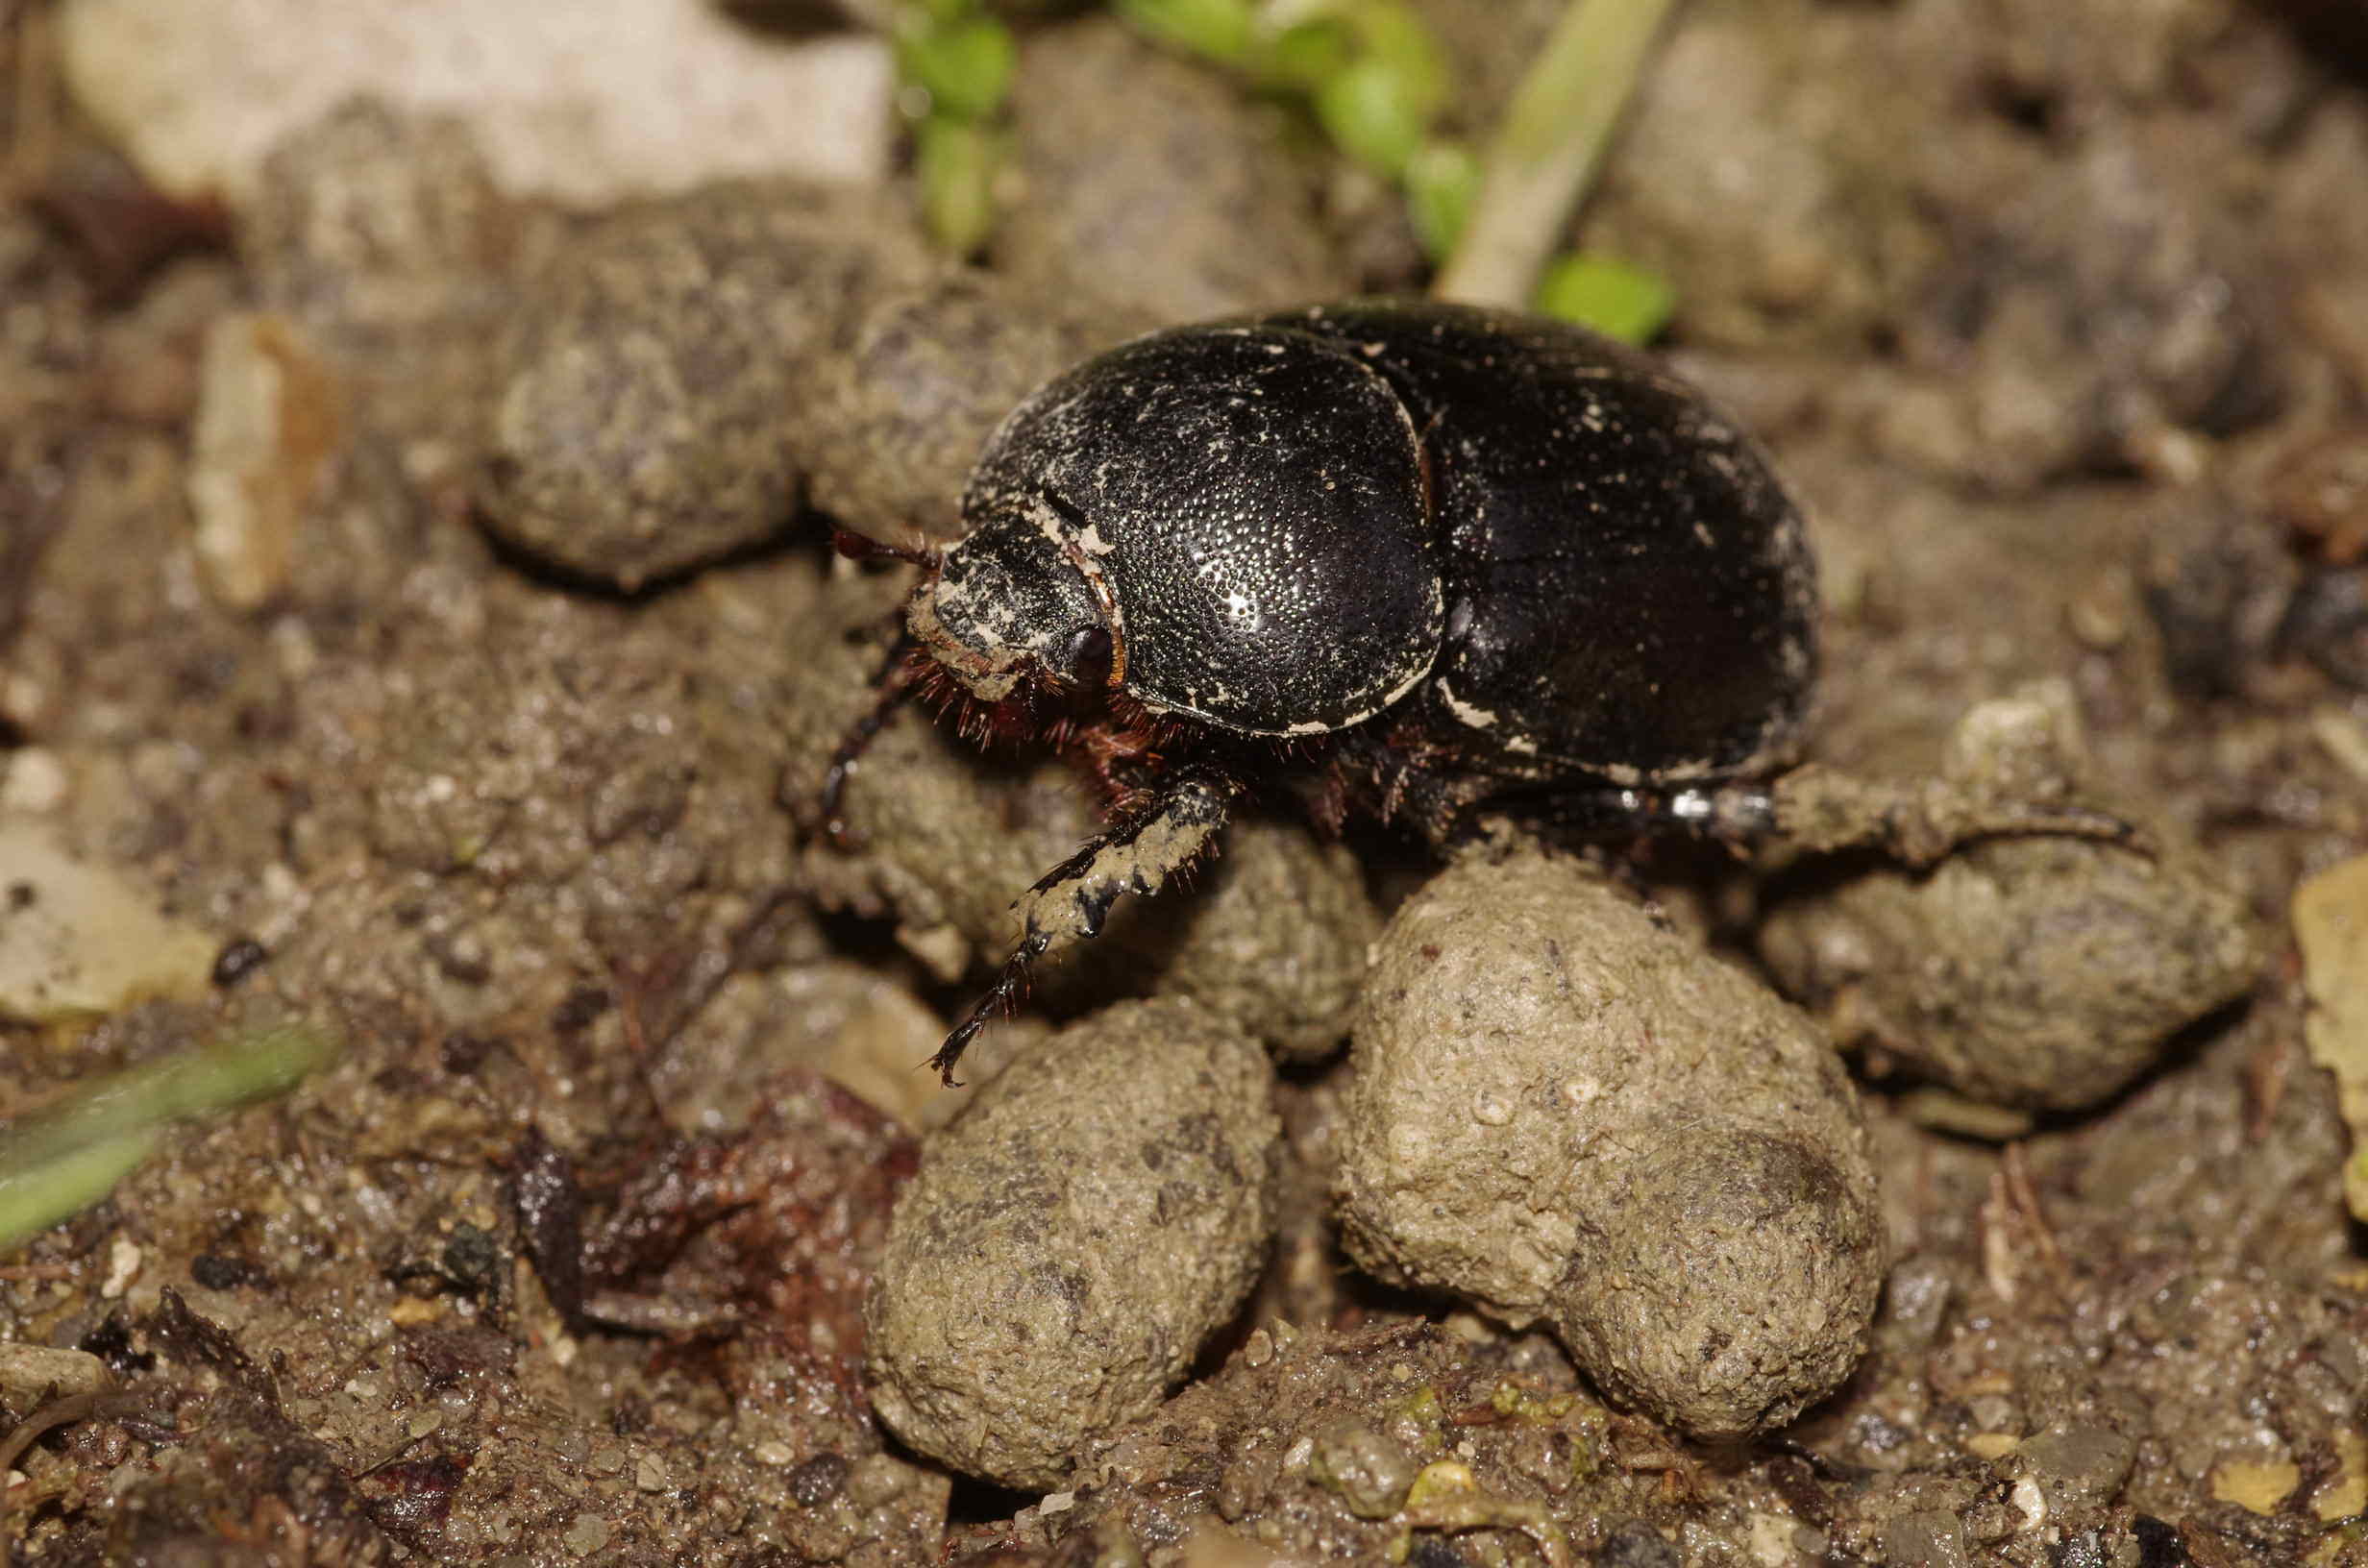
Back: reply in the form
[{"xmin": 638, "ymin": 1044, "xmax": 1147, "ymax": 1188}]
[
  {"xmin": 1981, "ymin": 1142, "xmax": 2070, "ymax": 1305},
  {"xmin": 0, "ymin": 1263, "xmax": 75, "ymax": 1282},
  {"xmin": 2244, "ymin": 1023, "xmax": 2291, "ymax": 1142},
  {"xmin": 0, "ymin": 1389, "xmax": 102, "ymax": 1475},
  {"xmin": 2000, "ymin": 1143, "xmax": 2067, "ymax": 1283}
]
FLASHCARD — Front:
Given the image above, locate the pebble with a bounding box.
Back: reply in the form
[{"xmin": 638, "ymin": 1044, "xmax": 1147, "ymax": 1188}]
[
  {"xmin": 58, "ymin": 0, "xmax": 891, "ymax": 210},
  {"xmin": 0, "ymin": 1344, "xmax": 109, "ymax": 1404},
  {"xmin": 2294, "ymin": 852, "xmax": 2368, "ymax": 1220},
  {"xmin": 186, "ymin": 312, "xmax": 343, "ymax": 609},
  {"xmin": 0, "ymin": 823, "xmax": 218, "ymax": 1022}
]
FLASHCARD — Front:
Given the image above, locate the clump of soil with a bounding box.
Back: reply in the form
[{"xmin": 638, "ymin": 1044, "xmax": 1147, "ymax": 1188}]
[
  {"xmin": 865, "ymin": 998, "xmax": 1279, "ymax": 1488},
  {"xmin": 1339, "ymin": 844, "xmax": 1885, "ymax": 1441},
  {"xmin": 1762, "ymin": 686, "xmax": 2264, "ymax": 1114}
]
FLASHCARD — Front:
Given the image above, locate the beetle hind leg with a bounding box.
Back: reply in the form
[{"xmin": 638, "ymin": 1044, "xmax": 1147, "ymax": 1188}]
[
  {"xmin": 1464, "ymin": 781, "xmax": 1782, "ymax": 849},
  {"xmin": 927, "ymin": 765, "xmax": 1240, "ymax": 1085},
  {"xmin": 1468, "ymin": 771, "xmax": 2141, "ymax": 868},
  {"xmin": 1767, "ymin": 765, "xmax": 2144, "ymax": 867}
]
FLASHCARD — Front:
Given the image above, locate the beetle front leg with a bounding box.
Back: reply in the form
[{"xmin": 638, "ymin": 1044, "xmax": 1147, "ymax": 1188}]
[{"xmin": 928, "ymin": 766, "xmax": 1240, "ymax": 1085}]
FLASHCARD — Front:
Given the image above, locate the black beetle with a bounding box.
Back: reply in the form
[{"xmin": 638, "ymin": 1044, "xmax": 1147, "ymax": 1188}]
[
  {"xmin": 834, "ymin": 299, "xmax": 1813, "ymax": 1077},
  {"xmin": 826, "ymin": 300, "xmax": 2101, "ymax": 1082}
]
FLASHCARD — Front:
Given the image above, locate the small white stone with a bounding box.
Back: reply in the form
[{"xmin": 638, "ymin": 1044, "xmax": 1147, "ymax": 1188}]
[
  {"xmin": 0, "ymin": 749, "xmax": 68, "ymax": 814},
  {"xmin": 562, "ymin": 1513, "xmax": 612, "ymax": 1557},
  {"xmin": 58, "ymin": 0, "xmax": 893, "ymax": 210},
  {"xmin": 1747, "ymin": 1510, "xmax": 1801, "ymax": 1565},
  {"xmin": 269, "ymin": 616, "xmax": 320, "ymax": 680},
  {"xmin": 101, "ymin": 1236, "xmax": 143, "ymax": 1299},
  {"xmin": 187, "ymin": 312, "xmax": 334, "ymax": 610},
  {"xmin": 0, "ymin": 825, "xmax": 219, "ymax": 1023},
  {"xmin": 0, "ymin": 674, "xmax": 46, "ymax": 727}
]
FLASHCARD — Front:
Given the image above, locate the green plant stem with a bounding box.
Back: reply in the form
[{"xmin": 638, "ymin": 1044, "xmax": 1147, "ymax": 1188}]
[
  {"xmin": 0, "ymin": 1026, "xmax": 338, "ymax": 1250},
  {"xmin": 1432, "ymin": 0, "xmax": 1681, "ymax": 310}
]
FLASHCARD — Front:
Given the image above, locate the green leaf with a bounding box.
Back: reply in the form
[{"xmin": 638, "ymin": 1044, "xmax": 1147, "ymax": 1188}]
[
  {"xmin": 1315, "ymin": 55, "xmax": 1430, "ymax": 178},
  {"xmin": 1533, "ymin": 252, "xmax": 1676, "ymax": 344},
  {"xmin": 1114, "ymin": 0, "xmax": 1255, "ymax": 63},
  {"xmin": 1258, "ymin": 17, "xmax": 1355, "ymax": 91},
  {"xmin": 1404, "ymin": 139, "xmax": 1478, "ymax": 259},
  {"xmin": 917, "ymin": 116, "xmax": 1000, "ymax": 257},
  {"xmin": 0, "ymin": 1025, "xmax": 339, "ymax": 1249},
  {"xmin": 0, "ymin": 1128, "xmax": 162, "ymax": 1251},
  {"xmin": 899, "ymin": 15, "xmax": 1018, "ymax": 122},
  {"xmin": 1351, "ymin": 1, "xmax": 1450, "ymax": 120}
]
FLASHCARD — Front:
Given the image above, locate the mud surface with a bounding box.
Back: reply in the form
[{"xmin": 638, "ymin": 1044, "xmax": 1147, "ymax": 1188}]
[{"xmin": 5, "ymin": 3, "xmax": 2368, "ymax": 1566}]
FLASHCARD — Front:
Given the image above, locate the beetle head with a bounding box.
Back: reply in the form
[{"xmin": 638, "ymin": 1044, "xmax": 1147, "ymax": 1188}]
[{"xmin": 909, "ymin": 500, "xmax": 1119, "ymax": 704}]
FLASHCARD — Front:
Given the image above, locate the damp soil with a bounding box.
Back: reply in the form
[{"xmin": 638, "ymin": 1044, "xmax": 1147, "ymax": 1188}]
[{"xmin": 5, "ymin": 3, "xmax": 2368, "ymax": 1565}]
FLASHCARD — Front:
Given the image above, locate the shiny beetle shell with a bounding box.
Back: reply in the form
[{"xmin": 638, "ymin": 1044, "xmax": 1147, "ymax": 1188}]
[{"xmin": 914, "ymin": 300, "xmax": 1816, "ymax": 789}]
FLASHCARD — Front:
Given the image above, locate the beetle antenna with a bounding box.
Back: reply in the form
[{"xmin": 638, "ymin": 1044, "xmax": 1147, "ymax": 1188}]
[{"xmin": 831, "ymin": 527, "xmax": 942, "ymax": 571}]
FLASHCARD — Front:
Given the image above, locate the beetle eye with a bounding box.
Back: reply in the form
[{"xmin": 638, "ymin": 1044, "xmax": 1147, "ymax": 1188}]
[{"xmin": 1060, "ymin": 625, "xmax": 1114, "ymax": 687}]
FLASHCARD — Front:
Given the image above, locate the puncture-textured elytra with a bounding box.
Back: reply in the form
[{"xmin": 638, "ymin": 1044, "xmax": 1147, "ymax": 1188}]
[{"xmin": 834, "ymin": 299, "xmax": 1822, "ymax": 1080}]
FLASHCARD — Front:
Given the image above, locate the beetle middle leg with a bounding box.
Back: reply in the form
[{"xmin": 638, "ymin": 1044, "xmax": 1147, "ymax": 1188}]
[
  {"xmin": 929, "ymin": 765, "xmax": 1240, "ymax": 1085},
  {"xmin": 819, "ymin": 631, "xmax": 919, "ymax": 848}
]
